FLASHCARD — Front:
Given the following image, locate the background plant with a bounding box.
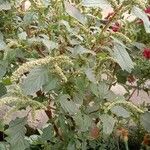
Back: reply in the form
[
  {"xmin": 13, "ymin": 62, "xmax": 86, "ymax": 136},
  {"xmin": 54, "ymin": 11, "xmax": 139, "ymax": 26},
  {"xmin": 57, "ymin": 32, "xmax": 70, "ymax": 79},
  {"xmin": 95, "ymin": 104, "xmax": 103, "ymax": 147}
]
[{"xmin": 0, "ymin": 0, "xmax": 150, "ymax": 149}]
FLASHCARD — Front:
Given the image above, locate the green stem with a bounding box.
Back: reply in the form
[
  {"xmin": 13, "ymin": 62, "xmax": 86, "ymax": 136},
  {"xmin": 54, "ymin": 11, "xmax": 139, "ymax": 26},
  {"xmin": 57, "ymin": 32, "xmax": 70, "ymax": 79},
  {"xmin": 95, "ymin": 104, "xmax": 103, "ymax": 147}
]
[
  {"xmin": 99, "ymin": 4, "xmax": 123, "ymax": 36},
  {"xmin": 124, "ymin": 141, "xmax": 129, "ymax": 150}
]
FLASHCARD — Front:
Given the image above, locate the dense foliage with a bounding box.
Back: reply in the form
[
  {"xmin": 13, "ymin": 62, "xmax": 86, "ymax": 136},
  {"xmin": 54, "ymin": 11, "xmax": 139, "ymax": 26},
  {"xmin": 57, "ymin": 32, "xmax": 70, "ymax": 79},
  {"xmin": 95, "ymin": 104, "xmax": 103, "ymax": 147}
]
[{"xmin": 0, "ymin": 0, "xmax": 150, "ymax": 149}]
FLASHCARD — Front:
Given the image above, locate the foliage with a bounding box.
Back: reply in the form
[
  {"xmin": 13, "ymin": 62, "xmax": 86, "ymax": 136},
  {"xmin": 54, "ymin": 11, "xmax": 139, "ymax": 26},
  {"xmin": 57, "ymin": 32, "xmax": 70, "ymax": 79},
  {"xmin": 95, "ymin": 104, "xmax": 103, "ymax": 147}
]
[{"xmin": 0, "ymin": 0, "xmax": 150, "ymax": 149}]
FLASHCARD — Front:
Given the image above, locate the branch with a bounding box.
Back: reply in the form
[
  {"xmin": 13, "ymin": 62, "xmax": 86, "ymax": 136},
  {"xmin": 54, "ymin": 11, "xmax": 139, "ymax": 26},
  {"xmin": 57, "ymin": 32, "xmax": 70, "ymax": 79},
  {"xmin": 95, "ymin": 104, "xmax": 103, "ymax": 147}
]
[{"xmin": 100, "ymin": 4, "xmax": 123, "ymax": 36}]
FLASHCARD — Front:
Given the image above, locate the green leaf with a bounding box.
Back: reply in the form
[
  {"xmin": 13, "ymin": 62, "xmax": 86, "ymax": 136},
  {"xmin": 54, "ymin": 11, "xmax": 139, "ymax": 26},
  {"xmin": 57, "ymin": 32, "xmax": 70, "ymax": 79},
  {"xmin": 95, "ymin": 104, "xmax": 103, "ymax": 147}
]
[
  {"xmin": 67, "ymin": 141, "xmax": 76, "ymax": 150},
  {"xmin": 42, "ymin": 39, "xmax": 58, "ymax": 52},
  {"xmin": 111, "ymin": 106, "xmax": 130, "ymax": 118},
  {"xmin": 113, "ymin": 42, "xmax": 134, "ymax": 73},
  {"xmin": 0, "ymin": 61, "xmax": 7, "ymax": 79},
  {"xmin": 39, "ymin": 124, "xmax": 53, "ymax": 142},
  {"xmin": 0, "ymin": 142, "xmax": 9, "ymax": 150},
  {"xmin": 64, "ymin": 1, "xmax": 87, "ymax": 25},
  {"xmin": 90, "ymin": 82, "xmax": 115, "ymax": 100},
  {"xmin": 0, "ymin": 120, "xmax": 4, "ymax": 132},
  {"xmin": 140, "ymin": 112, "xmax": 150, "ymax": 132},
  {"xmin": 43, "ymin": 78, "xmax": 58, "ymax": 92},
  {"xmin": 132, "ymin": 6, "xmax": 150, "ymax": 33},
  {"xmin": 0, "ymin": 32, "xmax": 6, "ymax": 50},
  {"xmin": 73, "ymin": 113, "xmax": 92, "ymax": 132},
  {"xmin": 90, "ymin": 83, "xmax": 99, "ymax": 97},
  {"xmin": 18, "ymin": 32, "xmax": 27, "ymax": 40},
  {"xmin": 60, "ymin": 20, "xmax": 84, "ymax": 41},
  {"xmin": 0, "ymin": 0, "xmax": 11, "ymax": 11},
  {"xmin": 100, "ymin": 114, "xmax": 116, "ymax": 135},
  {"xmin": 82, "ymin": 0, "xmax": 112, "ymax": 10},
  {"xmin": 21, "ymin": 67, "xmax": 49, "ymax": 95},
  {"xmin": 0, "ymin": 32, "xmax": 3, "ymax": 40},
  {"xmin": 59, "ymin": 94, "xmax": 79, "ymax": 115},
  {"xmin": 40, "ymin": 0, "xmax": 51, "ymax": 8},
  {"xmin": 85, "ymin": 68, "xmax": 97, "ymax": 83},
  {"xmin": 5, "ymin": 117, "xmax": 29, "ymax": 150},
  {"xmin": 98, "ymin": 82, "xmax": 115, "ymax": 100},
  {"xmin": 23, "ymin": 12, "xmax": 38, "ymax": 27},
  {"xmin": 0, "ymin": 83, "xmax": 7, "ymax": 97},
  {"xmin": 69, "ymin": 45, "xmax": 96, "ymax": 56}
]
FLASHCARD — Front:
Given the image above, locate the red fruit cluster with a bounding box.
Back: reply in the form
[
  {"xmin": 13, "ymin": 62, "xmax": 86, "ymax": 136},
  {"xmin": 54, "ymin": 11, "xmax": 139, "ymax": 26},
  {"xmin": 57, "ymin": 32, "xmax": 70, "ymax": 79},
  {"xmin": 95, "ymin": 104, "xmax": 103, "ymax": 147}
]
[
  {"xmin": 89, "ymin": 126, "xmax": 100, "ymax": 139},
  {"xmin": 111, "ymin": 22, "xmax": 121, "ymax": 32},
  {"xmin": 137, "ymin": 7, "xmax": 150, "ymax": 24},
  {"xmin": 105, "ymin": 12, "xmax": 121, "ymax": 32},
  {"xmin": 143, "ymin": 48, "xmax": 150, "ymax": 59},
  {"xmin": 145, "ymin": 7, "xmax": 150, "ymax": 20},
  {"xmin": 145, "ymin": 7, "xmax": 150, "ymax": 14},
  {"xmin": 116, "ymin": 127, "xmax": 129, "ymax": 142},
  {"xmin": 142, "ymin": 134, "xmax": 150, "ymax": 146},
  {"xmin": 127, "ymin": 75, "xmax": 135, "ymax": 83}
]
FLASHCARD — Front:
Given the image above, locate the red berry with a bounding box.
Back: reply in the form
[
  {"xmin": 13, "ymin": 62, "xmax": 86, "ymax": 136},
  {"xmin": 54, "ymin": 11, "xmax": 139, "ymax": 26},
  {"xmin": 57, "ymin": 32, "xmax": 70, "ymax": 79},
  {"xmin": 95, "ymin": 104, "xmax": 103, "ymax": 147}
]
[
  {"xmin": 127, "ymin": 75, "xmax": 135, "ymax": 83},
  {"xmin": 137, "ymin": 7, "xmax": 150, "ymax": 24},
  {"xmin": 145, "ymin": 7, "xmax": 150, "ymax": 14},
  {"xmin": 89, "ymin": 126, "xmax": 100, "ymax": 139},
  {"xmin": 111, "ymin": 22, "xmax": 121, "ymax": 32},
  {"xmin": 143, "ymin": 48, "xmax": 150, "ymax": 59}
]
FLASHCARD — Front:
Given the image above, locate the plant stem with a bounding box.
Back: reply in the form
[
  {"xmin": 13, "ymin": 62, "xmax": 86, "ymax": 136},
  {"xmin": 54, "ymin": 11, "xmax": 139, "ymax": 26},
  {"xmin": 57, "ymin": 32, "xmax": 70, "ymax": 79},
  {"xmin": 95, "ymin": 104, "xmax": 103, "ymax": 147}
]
[
  {"xmin": 100, "ymin": 4, "xmax": 123, "ymax": 36},
  {"xmin": 127, "ymin": 88, "xmax": 136, "ymax": 101},
  {"xmin": 124, "ymin": 141, "xmax": 129, "ymax": 150}
]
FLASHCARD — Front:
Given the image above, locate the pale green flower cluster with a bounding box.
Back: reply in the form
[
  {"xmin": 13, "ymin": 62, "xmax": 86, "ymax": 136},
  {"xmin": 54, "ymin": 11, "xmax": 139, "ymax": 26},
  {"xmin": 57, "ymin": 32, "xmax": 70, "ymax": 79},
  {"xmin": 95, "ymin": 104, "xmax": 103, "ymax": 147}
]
[
  {"xmin": 107, "ymin": 0, "xmax": 118, "ymax": 8},
  {"xmin": 54, "ymin": 63, "xmax": 68, "ymax": 83},
  {"xmin": 0, "ymin": 55, "xmax": 73, "ymax": 116},
  {"xmin": 104, "ymin": 100, "xmax": 144, "ymax": 114},
  {"xmin": 0, "ymin": 85, "xmax": 46, "ymax": 109},
  {"xmin": 11, "ymin": 55, "xmax": 73, "ymax": 82},
  {"xmin": 112, "ymin": 32, "xmax": 132, "ymax": 43},
  {"xmin": 133, "ymin": 0, "xmax": 146, "ymax": 9}
]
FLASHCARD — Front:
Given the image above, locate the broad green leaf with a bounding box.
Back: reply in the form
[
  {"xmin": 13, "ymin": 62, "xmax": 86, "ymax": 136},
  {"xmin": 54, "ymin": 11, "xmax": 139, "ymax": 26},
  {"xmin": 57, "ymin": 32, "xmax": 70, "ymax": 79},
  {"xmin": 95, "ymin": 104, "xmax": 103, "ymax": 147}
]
[
  {"xmin": 21, "ymin": 67, "xmax": 49, "ymax": 95},
  {"xmin": 0, "ymin": 0, "xmax": 11, "ymax": 11},
  {"xmin": 100, "ymin": 114, "xmax": 116, "ymax": 135},
  {"xmin": 0, "ymin": 40, "xmax": 6, "ymax": 51},
  {"xmin": 23, "ymin": 12, "xmax": 38, "ymax": 27},
  {"xmin": 67, "ymin": 140, "xmax": 76, "ymax": 150},
  {"xmin": 70, "ymin": 45, "xmax": 96, "ymax": 56},
  {"xmin": 140, "ymin": 112, "xmax": 150, "ymax": 132},
  {"xmin": 132, "ymin": 6, "xmax": 150, "ymax": 33},
  {"xmin": 0, "ymin": 61, "xmax": 7, "ymax": 79},
  {"xmin": 43, "ymin": 78, "xmax": 58, "ymax": 92},
  {"xmin": 27, "ymin": 135, "xmax": 40, "ymax": 145},
  {"xmin": 90, "ymin": 83, "xmax": 99, "ymax": 97},
  {"xmin": 42, "ymin": 39, "xmax": 58, "ymax": 52},
  {"xmin": 18, "ymin": 32, "xmax": 27, "ymax": 40},
  {"xmin": 60, "ymin": 20, "xmax": 84, "ymax": 41},
  {"xmin": 85, "ymin": 68, "xmax": 97, "ymax": 83},
  {"xmin": 39, "ymin": 124, "xmax": 53, "ymax": 142},
  {"xmin": 64, "ymin": 1, "xmax": 87, "ymax": 25},
  {"xmin": 0, "ymin": 32, "xmax": 3, "ymax": 40},
  {"xmin": 97, "ymin": 82, "xmax": 115, "ymax": 100},
  {"xmin": 73, "ymin": 92, "xmax": 84, "ymax": 106},
  {"xmin": 59, "ymin": 94, "xmax": 79, "ymax": 115},
  {"xmin": 82, "ymin": 0, "xmax": 112, "ymax": 10},
  {"xmin": 0, "ymin": 120, "xmax": 4, "ymax": 132},
  {"xmin": 90, "ymin": 82, "xmax": 115, "ymax": 100},
  {"xmin": 5, "ymin": 117, "xmax": 29, "ymax": 150},
  {"xmin": 111, "ymin": 106, "xmax": 130, "ymax": 118},
  {"xmin": 73, "ymin": 113, "xmax": 92, "ymax": 132},
  {"xmin": 113, "ymin": 42, "xmax": 134, "ymax": 73},
  {"xmin": 0, "ymin": 142, "xmax": 9, "ymax": 150},
  {"xmin": 0, "ymin": 83, "xmax": 7, "ymax": 97},
  {"xmin": 41, "ymin": 0, "xmax": 51, "ymax": 7}
]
